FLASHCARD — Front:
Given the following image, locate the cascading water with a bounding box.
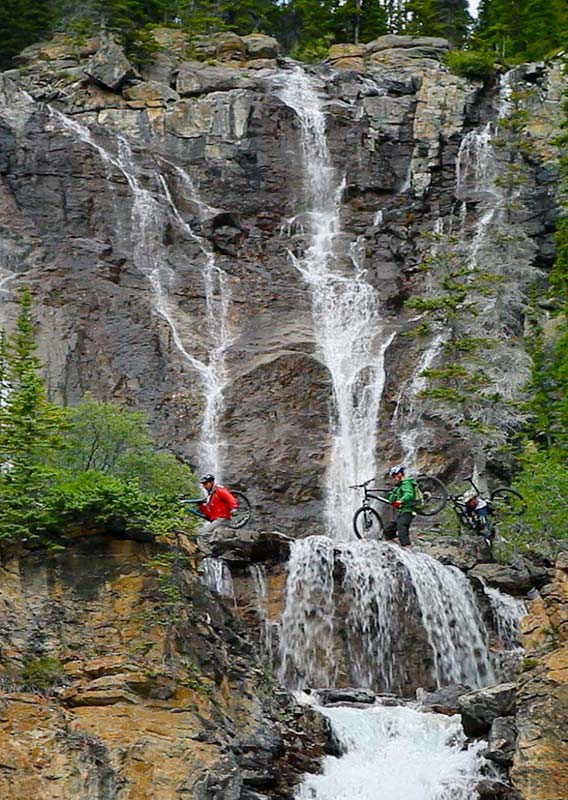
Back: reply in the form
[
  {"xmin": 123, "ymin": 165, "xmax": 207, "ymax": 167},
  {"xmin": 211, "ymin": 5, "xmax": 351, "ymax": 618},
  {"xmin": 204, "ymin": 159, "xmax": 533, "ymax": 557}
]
[
  {"xmin": 50, "ymin": 110, "xmax": 232, "ymax": 477},
  {"xmin": 201, "ymin": 556, "xmax": 235, "ymax": 601},
  {"xmin": 278, "ymin": 537, "xmax": 495, "ymax": 693},
  {"xmin": 296, "ymin": 705, "xmax": 485, "ymax": 800},
  {"xmin": 278, "ymin": 536, "xmax": 336, "ymax": 688},
  {"xmin": 250, "ymin": 564, "xmax": 276, "ymax": 657},
  {"xmin": 483, "ymin": 583, "xmax": 526, "ymax": 650},
  {"xmin": 276, "ymin": 69, "xmax": 394, "ymax": 538}
]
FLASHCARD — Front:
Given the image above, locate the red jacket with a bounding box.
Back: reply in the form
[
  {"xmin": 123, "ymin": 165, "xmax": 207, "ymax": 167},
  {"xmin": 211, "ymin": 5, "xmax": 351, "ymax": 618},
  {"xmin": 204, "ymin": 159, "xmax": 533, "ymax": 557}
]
[{"xmin": 198, "ymin": 485, "xmax": 238, "ymax": 521}]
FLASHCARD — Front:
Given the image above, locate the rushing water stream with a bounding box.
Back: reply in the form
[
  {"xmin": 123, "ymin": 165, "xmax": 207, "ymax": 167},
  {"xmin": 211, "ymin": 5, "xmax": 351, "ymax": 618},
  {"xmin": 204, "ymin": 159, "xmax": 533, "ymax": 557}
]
[{"xmin": 296, "ymin": 705, "xmax": 486, "ymax": 800}]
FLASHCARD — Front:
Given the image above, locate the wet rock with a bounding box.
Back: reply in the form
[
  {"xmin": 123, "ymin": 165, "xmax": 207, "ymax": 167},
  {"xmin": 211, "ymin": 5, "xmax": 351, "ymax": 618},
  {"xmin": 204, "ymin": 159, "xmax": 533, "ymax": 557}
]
[
  {"xmin": 486, "ymin": 717, "xmax": 517, "ymax": 766},
  {"xmin": 85, "ymin": 41, "xmax": 138, "ymax": 91},
  {"xmin": 459, "ymin": 683, "xmax": 516, "ymax": 737},
  {"xmin": 469, "ymin": 562, "xmax": 534, "ymax": 596},
  {"xmin": 203, "ymin": 529, "xmax": 292, "ymax": 564},
  {"xmin": 417, "ymin": 683, "xmax": 471, "ymax": 715},
  {"xmin": 316, "ymin": 688, "xmax": 376, "ymax": 705},
  {"xmin": 211, "ymin": 224, "xmax": 246, "ymax": 255},
  {"xmin": 477, "ymin": 779, "xmax": 522, "ymax": 800}
]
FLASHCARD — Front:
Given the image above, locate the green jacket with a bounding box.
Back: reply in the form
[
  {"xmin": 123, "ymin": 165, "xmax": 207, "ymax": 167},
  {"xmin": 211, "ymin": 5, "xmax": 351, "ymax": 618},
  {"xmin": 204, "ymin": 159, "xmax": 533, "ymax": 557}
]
[{"xmin": 389, "ymin": 477, "xmax": 417, "ymax": 514}]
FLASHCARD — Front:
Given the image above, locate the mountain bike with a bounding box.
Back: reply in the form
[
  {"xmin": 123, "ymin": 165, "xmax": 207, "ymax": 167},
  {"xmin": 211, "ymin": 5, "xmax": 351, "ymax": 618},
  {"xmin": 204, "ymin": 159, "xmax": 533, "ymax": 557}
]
[
  {"xmin": 351, "ymin": 475, "xmax": 448, "ymax": 539},
  {"xmin": 179, "ymin": 490, "xmax": 252, "ymax": 530},
  {"xmin": 444, "ymin": 476, "xmax": 525, "ymax": 542}
]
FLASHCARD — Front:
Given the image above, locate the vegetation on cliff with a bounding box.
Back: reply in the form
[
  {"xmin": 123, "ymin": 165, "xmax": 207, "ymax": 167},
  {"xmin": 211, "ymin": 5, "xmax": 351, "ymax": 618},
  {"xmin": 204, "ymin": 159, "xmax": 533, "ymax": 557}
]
[
  {"xmin": 1, "ymin": 0, "xmax": 566, "ymax": 70},
  {"xmin": 0, "ymin": 289, "xmax": 196, "ymax": 544}
]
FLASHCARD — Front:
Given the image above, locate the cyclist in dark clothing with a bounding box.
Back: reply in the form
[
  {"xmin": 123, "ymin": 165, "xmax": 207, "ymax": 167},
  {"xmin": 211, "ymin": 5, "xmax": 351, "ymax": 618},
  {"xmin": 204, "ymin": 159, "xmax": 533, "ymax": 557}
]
[{"xmin": 384, "ymin": 465, "xmax": 416, "ymax": 548}]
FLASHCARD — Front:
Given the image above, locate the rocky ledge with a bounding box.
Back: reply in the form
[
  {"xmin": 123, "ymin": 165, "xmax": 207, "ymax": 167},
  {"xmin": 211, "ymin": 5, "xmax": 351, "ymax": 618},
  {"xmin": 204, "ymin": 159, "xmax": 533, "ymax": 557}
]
[{"xmin": 0, "ymin": 534, "xmax": 329, "ymax": 799}]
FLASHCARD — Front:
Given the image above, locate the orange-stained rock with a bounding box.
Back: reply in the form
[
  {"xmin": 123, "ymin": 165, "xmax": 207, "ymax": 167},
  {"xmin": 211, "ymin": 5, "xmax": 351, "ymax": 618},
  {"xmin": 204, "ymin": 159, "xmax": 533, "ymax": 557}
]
[
  {"xmin": 512, "ymin": 554, "xmax": 568, "ymax": 800},
  {"xmin": 0, "ymin": 535, "xmax": 327, "ymax": 799}
]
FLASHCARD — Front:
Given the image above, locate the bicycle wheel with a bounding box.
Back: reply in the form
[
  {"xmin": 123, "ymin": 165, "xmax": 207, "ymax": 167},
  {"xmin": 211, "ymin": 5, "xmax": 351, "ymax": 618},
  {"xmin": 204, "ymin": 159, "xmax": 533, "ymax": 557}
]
[
  {"xmin": 353, "ymin": 506, "xmax": 384, "ymax": 540},
  {"xmin": 227, "ymin": 491, "xmax": 252, "ymax": 530},
  {"xmin": 489, "ymin": 488, "xmax": 526, "ymax": 518},
  {"xmin": 416, "ymin": 475, "xmax": 448, "ymax": 516}
]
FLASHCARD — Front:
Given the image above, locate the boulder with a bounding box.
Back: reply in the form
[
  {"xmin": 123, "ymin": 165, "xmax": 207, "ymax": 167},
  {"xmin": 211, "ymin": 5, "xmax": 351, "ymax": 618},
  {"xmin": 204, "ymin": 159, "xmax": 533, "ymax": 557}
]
[
  {"xmin": 242, "ymin": 34, "xmax": 280, "ymax": 61},
  {"xmin": 417, "ymin": 683, "xmax": 471, "ymax": 715},
  {"xmin": 327, "ymin": 43, "xmax": 367, "ymax": 72},
  {"xmin": 459, "ymin": 683, "xmax": 516, "ymax": 737},
  {"xmin": 469, "ymin": 562, "xmax": 533, "ymax": 596},
  {"xmin": 477, "ymin": 779, "xmax": 522, "ymax": 800},
  {"xmin": 213, "ymin": 32, "xmax": 247, "ymax": 63},
  {"xmin": 85, "ymin": 41, "xmax": 138, "ymax": 91},
  {"xmin": 122, "ymin": 80, "xmax": 179, "ymax": 107},
  {"xmin": 365, "ymin": 35, "xmax": 451, "ymax": 55},
  {"xmin": 316, "ymin": 688, "xmax": 376, "ymax": 705},
  {"xmin": 204, "ymin": 529, "xmax": 293, "ymax": 564},
  {"xmin": 176, "ymin": 63, "xmax": 255, "ymax": 96},
  {"xmin": 486, "ymin": 717, "xmax": 517, "ymax": 766}
]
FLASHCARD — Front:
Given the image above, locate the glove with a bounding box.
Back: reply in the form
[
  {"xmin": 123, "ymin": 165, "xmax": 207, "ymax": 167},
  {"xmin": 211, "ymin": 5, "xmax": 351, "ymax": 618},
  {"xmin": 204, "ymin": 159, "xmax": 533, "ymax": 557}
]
[{"xmin": 392, "ymin": 500, "xmax": 402, "ymax": 509}]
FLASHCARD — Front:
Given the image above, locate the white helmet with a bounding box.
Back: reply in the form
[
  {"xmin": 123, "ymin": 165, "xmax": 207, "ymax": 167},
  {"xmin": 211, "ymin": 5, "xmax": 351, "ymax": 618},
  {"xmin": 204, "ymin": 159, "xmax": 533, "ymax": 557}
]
[{"xmin": 389, "ymin": 465, "xmax": 405, "ymax": 476}]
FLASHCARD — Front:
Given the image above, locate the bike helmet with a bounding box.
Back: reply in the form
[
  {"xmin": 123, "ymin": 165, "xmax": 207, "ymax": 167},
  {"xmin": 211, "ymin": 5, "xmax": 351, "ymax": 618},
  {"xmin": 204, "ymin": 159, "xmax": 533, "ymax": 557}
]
[
  {"xmin": 389, "ymin": 465, "xmax": 405, "ymax": 476},
  {"xmin": 200, "ymin": 473, "xmax": 215, "ymax": 484}
]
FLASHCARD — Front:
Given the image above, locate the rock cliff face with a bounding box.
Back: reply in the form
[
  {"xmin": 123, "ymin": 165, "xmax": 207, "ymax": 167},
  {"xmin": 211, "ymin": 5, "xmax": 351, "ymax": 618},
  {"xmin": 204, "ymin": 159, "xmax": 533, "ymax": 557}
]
[
  {"xmin": 0, "ymin": 534, "xmax": 328, "ymax": 799},
  {"xmin": 0, "ymin": 33, "xmax": 564, "ymax": 534},
  {"xmin": 512, "ymin": 554, "xmax": 568, "ymax": 800}
]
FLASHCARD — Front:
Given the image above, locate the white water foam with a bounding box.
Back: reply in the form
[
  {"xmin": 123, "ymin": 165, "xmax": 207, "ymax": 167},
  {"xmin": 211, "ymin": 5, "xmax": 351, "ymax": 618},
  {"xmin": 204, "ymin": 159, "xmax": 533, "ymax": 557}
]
[{"xmin": 296, "ymin": 705, "xmax": 486, "ymax": 800}]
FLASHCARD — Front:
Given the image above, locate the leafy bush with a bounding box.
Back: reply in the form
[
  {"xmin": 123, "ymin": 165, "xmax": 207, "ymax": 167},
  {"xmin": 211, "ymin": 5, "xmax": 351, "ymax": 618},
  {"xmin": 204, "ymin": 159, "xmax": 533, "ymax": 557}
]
[
  {"xmin": 290, "ymin": 35, "xmax": 333, "ymax": 64},
  {"xmin": 39, "ymin": 471, "xmax": 193, "ymax": 538},
  {"xmin": 47, "ymin": 398, "xmax": 198, "ymax": 496},
  {"xmin": 444, "ymin": 50, "xmax": 495, "ymax": 81},
  {"xmin": 495, "ymin": 450, "xmax": 568, "ymax": 559},
  {"xmin": 21, "ymin": 655, "xmax": 65, "ymax": 693}
]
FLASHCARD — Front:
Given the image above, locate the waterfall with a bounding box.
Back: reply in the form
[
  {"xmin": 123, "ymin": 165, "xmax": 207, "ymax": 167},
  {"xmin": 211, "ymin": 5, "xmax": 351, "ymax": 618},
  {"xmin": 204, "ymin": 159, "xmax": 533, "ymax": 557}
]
[
  {"xmin": 296, "ymin": 705, "xmax": 486, "ymax": 799},
  {"xmin": 250, "ymin": 563, "xmax": 276, "ymax": 657},
  {"xmin": 278, "ymin": 537, "xmax": 495, "ymax": 692},
  {"xmin": 483, "ymin": 584, "xmax": 526, "ymax": 649},
  {"xmin": 394, "ymin": 548, "xmax": 495, "ymax": 687},
  {"xmin": 201, "ymin": 557, "xmax": 235, "ymax": 600},
  {"xmin": 278, "ymin": 536, "xmax": 336, "ymax": 688},
  {"xmin": 276, "ymin": 69, "xmax": 394, "ymax": 539},
  {"xmin": 49, "ymin": 109, "xmax": 232, "ymax": 478},
  {"xmin": 394, "ymin": 331, "xmax": 445, "ymax": 467}
]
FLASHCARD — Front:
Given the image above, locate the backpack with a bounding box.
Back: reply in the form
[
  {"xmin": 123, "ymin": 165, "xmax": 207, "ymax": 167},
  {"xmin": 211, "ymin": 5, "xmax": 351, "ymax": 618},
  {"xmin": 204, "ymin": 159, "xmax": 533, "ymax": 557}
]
[{"xmin": 412, "ymin": 479, "xmax": 425, "ymax": 513}]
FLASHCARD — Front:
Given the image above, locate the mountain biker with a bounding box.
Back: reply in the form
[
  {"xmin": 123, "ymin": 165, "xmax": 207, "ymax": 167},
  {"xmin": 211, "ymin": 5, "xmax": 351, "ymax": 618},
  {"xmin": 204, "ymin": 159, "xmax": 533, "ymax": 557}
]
[
  {"xmin": 385, "ymin": 465, "xmax": 416, "ymax": 548},
  {"xmin": 464, "ymin": 491, "xmax": 494, "ymax": 543},
  {"xmin": 198, "ymin": 474, "xmax": 238, "ymax": 533}
]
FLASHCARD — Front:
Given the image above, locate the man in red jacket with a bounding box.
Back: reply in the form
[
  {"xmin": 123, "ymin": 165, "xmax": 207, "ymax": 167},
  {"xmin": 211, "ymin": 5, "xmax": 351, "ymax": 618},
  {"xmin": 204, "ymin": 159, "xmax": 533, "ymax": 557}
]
[{"xmin": 198, "ymin": 474, "xmax": 238, "ymax": 532}]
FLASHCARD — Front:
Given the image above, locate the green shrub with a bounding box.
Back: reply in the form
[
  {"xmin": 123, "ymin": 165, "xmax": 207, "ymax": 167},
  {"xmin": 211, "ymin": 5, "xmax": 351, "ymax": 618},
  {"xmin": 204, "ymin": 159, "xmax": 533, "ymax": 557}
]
[
  {"xmin": 444, "ymin": 50, "xmax": 496, "ymax": 81},
  {"xmin": 290, "ymin": 35, "xmax": 333, "ymax": 64},
  {"xmin": 21, "ymin": 656, "xmax": 64, "ymax": 693},
  {"xmin": 39, "ymin": 471, "xmax": 193, "ymax": 538}
]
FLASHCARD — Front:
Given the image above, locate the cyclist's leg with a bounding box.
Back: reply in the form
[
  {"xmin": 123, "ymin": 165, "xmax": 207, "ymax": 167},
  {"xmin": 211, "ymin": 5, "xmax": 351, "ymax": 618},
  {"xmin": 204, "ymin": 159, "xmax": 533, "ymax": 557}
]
[
  {"xmin": 201, "ymin": 517, "xmax": 229, "ymax": 534},
  {"xmin": 396, "ymin": 512, "xmax": 413, "ymax": 547},
  {"xmin": 476, "ymin": 506, "xmax": 494, "ymax": 539}
]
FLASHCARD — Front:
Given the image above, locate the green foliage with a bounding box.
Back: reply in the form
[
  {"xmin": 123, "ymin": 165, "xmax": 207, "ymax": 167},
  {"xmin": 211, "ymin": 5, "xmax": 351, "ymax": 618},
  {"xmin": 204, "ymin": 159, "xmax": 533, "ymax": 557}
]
[
  {"xmin": 496, "ymin": 450, "xmax": 568, "ymax": 558},
  {"xmin": 21, "ymin": 655, "xmax": 65, "ymax": 693},
  {"xmin": 405, "ymin": 0, "xmax": 471, "ymax": 45},
  {"xmin": 0, "ymin": 0, "xmax": 53, "ymax": 69},
  {"xmin": 47, "ymin": 397, "xmax": 196, "ymax": 496},
  {"xmin": 444, "ymin": 49, "xmax": 495, "ymax": 80},
  {"xmin": 290, "ymin": 35, "xmax": 334, "ymax": 63},
  {"xmin": 471, "ymin": 0, "xmax": 568, "ymax": 63},
  {"xmin": 0, "ymin": 290, "xmax": 196, "ymax": 544}
]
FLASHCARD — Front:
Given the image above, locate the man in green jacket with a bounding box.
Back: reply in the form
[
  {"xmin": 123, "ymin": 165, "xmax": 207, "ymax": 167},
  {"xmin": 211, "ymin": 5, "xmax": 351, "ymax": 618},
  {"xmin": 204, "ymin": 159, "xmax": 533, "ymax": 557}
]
[{"xmin": 385, "ymin": 465, "xmax": 416, "ymax": 548}]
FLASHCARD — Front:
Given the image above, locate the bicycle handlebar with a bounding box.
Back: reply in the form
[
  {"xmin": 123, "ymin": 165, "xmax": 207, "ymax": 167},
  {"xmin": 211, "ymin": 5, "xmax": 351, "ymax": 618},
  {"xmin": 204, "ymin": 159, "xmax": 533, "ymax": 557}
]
[{"xmin": 349, "ymin": 477, "xmax": 375, "ymax": 489}]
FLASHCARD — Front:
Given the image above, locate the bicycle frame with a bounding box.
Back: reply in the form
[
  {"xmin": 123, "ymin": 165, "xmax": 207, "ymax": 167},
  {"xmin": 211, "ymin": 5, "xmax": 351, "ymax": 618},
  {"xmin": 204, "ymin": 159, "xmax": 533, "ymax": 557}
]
[
  {"xmin": 447, "ymin": 477, "xmax": 489, "ymax": 534},
  {"xmin": 180, "ymin": 499, "xmax": 207, "ymax": 520}
]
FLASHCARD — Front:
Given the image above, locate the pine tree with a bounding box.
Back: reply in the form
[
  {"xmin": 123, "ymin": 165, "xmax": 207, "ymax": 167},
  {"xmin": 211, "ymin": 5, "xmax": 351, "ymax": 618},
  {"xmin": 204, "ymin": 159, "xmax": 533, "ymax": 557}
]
[
  {"xmin": 404, "ymin": 0, "xmax": 471, "ymax": 45},
  {"xmin": 0, "ymin": 288, "xmax": 67, "ymax": 540}
]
